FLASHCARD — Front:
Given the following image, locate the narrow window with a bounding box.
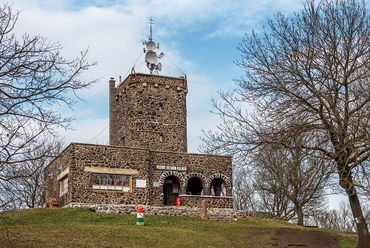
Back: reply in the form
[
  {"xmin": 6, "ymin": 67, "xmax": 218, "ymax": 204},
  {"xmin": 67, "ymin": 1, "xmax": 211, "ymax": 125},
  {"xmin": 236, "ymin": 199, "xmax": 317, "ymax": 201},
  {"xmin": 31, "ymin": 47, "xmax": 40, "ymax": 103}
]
[
  {"xmin": 159, "ymin": 103, "xmax": 163, "ymax": 112},
  {"xmin": 60, "ymin": 176, "xmax": 68, "ymax": 196},
  {"xmin": 159, "ymin": 134, "xmax": 164, "ymax": 142}
]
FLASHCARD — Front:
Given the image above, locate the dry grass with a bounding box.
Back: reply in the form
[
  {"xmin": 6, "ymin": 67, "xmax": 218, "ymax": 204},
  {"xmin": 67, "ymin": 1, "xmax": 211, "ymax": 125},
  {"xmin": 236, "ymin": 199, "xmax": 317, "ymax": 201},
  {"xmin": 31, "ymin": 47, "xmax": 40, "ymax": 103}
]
[{"xmin": 0, "ymin": 208, "xmax": 358, "ymax": 248}]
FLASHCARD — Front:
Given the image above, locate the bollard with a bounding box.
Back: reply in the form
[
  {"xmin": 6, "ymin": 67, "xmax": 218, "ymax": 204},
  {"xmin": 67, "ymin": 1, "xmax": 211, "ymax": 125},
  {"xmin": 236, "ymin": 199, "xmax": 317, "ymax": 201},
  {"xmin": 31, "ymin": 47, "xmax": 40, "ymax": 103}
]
[
  {"xmin": 136, "ymin": 208, "xmax": 144, "ymax": 226},
  {"xmin": 201, "ymin": 200, "xmax": 208, "ymax": 219}
]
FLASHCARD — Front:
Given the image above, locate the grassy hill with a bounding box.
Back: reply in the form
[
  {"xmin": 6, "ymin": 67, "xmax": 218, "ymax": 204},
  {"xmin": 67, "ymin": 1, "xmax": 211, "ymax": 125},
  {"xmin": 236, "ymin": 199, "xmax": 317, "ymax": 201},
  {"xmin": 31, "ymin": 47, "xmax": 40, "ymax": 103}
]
[{"xmin": 0, "ymin": 207, "xmax": 358, "ymax": 247}]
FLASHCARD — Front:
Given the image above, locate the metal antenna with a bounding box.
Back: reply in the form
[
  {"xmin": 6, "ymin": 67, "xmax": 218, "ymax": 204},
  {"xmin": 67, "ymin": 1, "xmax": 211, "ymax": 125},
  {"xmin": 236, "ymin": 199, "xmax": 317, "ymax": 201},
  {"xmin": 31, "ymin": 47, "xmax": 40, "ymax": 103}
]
[
  {"xmin": 143, "ymin": 17, "xmax": 163, "ymax": 75},
  {"xmin": 148, "ymin": 17, "xmax": 154, "ymax": 41}
]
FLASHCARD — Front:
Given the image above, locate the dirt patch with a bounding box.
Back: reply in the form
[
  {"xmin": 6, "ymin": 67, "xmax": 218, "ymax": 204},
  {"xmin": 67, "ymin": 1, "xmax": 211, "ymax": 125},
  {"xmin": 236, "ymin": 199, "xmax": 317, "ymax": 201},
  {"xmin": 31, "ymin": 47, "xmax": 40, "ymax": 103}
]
[{"xmin": 273, "ymin": 228, "xmax": 340, "ymax": 248}]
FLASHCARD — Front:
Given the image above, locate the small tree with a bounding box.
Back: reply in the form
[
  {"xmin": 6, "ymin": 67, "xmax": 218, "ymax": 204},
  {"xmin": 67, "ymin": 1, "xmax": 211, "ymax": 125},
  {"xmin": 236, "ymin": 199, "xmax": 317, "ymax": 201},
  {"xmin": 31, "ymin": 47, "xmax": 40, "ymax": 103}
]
[
  {"xmin": 251, "ymin": 137, "xmax": 331, "ymax": 225},
  {"xmin": 233, "ymin": 165, "xmax": 257, "ymax": 211},
  {"xmin": 201, "ymin": 0, "xmax": 370, "ymax": 246},
  {"xmin": 0, "ymin": 139, "xmax": 64, "ymax": 210}
]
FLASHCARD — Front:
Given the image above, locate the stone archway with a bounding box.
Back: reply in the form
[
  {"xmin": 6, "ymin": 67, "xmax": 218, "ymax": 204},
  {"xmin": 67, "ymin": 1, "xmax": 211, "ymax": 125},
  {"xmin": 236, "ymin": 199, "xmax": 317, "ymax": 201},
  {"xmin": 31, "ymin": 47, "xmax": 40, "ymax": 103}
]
[
  {"xmin": 159, "ymin": 171, "xmax": 186, "ymax": 188},
  {"xmin": 186, "ymin": 177, "xmax": 203, "ymax": 195},
  {"xmin": 184, "ymin": 172, "xmax": 209, "ymax": 195},
  {"xmin": 209, "ymin": 173, "xmax": 232, "ymax": 196}
]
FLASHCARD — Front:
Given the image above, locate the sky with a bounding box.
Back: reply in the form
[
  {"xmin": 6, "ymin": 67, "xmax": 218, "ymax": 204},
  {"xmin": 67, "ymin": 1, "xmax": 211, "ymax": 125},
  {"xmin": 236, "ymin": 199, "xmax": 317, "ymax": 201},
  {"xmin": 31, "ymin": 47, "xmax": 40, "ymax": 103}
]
[
  {"xmin": 9, "ymin": 0, "xmax": 365, "ymax": 208},
  {"xmin": 10, "ymin": 0, "xmax": 303, "ymax": 150}
]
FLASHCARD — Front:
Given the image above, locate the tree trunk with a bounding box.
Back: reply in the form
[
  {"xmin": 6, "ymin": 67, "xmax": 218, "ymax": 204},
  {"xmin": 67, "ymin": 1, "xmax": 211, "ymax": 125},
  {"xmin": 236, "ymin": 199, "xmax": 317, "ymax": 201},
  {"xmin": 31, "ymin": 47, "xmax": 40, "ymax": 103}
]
[
  {"xmin": 347, "ymin": 193, "xmax": 370, "ymax": 248},
  {"xmin": 294, "ymin": 204, "xmax": 304, "ymax": 226},
  {"xmin": 341, "ymin": 171, "xmax": 370, "ymax": 248}
]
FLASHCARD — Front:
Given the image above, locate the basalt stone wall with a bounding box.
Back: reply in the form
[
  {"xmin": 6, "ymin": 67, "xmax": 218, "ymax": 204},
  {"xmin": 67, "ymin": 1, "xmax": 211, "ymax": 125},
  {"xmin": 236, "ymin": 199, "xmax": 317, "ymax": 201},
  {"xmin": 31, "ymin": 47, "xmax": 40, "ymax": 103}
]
[
  {"xmin": 149, "ymin": 151, "xmax": 233, "ymax": 208},
  {"xmin": 151, "ymin": 151, "xmax": 233, "ymax": 195},
  {"xmin": 69, "ymin": 143, "xmax": 151, "ymax": 206},
  {"xmin": 44, "ymin": 145, "xmax": 74, "ymax": 207},
  {"xmin": 111, "ymin": 73, "xmax": 188, "ymax": 153},
  {"xmin": 45, "ymin": 143, "xmax": 153, "ymax": 207},
  {"xmin": 45, "ymin": 143, "xmax": 233, "ymax": 208},
  {"xmin": 180, "ymin": 195, "xmax": 233, "ymax": 208},
  {"xmin": 64, "ymin": 203, "xmax": 276, "ymax": 220}
]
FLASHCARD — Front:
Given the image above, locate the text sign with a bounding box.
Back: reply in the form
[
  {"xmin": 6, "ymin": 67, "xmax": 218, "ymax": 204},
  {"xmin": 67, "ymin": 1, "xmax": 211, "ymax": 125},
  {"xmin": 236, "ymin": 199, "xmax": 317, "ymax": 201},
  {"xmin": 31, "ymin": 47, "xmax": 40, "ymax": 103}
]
[{"xmin": 156, "ymin": 165, "xmax": 187, "ymax": 171}]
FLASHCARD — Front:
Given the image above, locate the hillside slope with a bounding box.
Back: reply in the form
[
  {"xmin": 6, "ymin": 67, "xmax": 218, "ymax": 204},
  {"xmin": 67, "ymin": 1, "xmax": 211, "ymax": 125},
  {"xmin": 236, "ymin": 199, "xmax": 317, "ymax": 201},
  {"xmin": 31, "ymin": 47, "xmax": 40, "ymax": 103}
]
[{"xmin": 0, "ymin": 208, "xmax": 358, "ymax": 247}]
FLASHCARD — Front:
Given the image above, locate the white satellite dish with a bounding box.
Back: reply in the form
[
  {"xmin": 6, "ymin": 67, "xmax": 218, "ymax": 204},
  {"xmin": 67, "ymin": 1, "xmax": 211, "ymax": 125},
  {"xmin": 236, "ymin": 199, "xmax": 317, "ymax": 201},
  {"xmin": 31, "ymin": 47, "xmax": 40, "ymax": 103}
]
[
  {"xmin": 145, "ymin": 51, "xmax": 158, "ymax": 64},
  {"xmin": 157, "ymin": 63, "xmax": 162, "ymax": 71},
  {"xmin": 159, "ymin": 52, "xmax": 165, "ymax": 59},
  {"xmin": 146, "ymin": 41, "xmax": 156, "ymax": 51}
]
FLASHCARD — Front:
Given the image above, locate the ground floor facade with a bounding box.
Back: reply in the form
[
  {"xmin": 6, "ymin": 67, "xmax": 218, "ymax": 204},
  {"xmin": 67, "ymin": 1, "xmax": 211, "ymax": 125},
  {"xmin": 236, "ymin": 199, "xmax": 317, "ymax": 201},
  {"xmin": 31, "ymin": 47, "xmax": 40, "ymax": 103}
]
[{"xmin": 44, "ymin": 143, "xmax": 233, "ymax": 208}]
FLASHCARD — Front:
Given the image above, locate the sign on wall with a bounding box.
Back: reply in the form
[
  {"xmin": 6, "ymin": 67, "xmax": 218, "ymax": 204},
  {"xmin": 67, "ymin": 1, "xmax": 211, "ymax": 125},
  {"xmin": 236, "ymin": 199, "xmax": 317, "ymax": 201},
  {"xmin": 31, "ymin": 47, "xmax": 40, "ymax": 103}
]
[
  {"xmin": 153, "ymin": 182, "xmax": 160, "ymax": 188},
  {"xmin": 136, "ymin": 179, "xmax": 147, "ymax": 188},
  {"xmin": 156, "ymin": 165, "xmax": 187, "ymax": 171}
]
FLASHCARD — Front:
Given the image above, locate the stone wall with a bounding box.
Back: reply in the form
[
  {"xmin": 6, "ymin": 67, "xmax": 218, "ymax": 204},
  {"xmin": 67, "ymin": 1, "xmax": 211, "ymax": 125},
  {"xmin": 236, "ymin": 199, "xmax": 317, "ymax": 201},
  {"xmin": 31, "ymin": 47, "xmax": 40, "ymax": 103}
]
[
  {"xmin": 44, "ymin": 145, "xmax": 74, "ymax": 207},
  {"xmin": 71, "ymin": 143, "xmax": 151, "ymax": 206},
  {"xmin": 65, "ymin": 203, "xmax": 277, "ymax": 221},
  {"xmin": 44, "ymin": 143, "xmax": 152, "ymax": 207},
  {"xmin": 44, "ymin": 143, "xmax": 233, "ymax": 208},
  {"xmin": 180, "ymin": 195, "xmax": 233, "ymax": 209},
  {"xmin": 110, "ymin": 73, "xmax": 188, "ymax": 153},
  {"xmin": 150, "ymin": 150, "xmax": 233, "ymax": 207}
]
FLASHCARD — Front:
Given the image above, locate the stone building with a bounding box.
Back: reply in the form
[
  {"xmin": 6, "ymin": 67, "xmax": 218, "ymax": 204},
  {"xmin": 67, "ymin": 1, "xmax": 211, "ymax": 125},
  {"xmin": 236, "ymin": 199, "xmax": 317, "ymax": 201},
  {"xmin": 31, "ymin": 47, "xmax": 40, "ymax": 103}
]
[{"xmin": 44, "ymin": 27, "xmax": 233, "ymax": 209}]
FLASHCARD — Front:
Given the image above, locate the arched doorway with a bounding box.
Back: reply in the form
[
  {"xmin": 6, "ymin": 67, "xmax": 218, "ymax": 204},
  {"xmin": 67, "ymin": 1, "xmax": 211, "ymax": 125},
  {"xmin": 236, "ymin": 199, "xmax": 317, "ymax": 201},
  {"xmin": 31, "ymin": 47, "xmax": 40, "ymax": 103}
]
[
  {"xmin": 163, "ymin": 176, "xmax": 180, "ymax": 206},
  {"xmin": 210, "ymin": 178, "xmax": 225, "ymax": 196},
  {"xmin": 186, "ymin": 177, "xmax": 203, "ymax": 195}
]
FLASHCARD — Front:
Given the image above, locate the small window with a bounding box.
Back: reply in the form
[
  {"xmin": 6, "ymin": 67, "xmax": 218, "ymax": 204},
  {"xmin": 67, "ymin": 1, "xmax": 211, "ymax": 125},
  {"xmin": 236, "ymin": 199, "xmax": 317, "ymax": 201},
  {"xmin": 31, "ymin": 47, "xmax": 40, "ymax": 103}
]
[
  {"xmin": 159, "ymin": 134, "xmax": 164, "ymax": 142},
  {"xmin": 60, "ymin": 176, "xmax": 68, "ymax": 196},
  {"xmin": 92, "ymin": 173, "xmax": 131, "ymax": 193},
  {"xmin": 159, "ymin": 103, "xmax": 163, "ymax": 112}
]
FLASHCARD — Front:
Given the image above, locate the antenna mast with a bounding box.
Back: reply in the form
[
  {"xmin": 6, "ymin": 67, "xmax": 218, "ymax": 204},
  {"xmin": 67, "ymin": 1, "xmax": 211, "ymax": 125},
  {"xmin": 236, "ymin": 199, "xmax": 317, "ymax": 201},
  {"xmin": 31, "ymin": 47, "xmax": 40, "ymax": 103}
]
[
  {"xmin": 142, "ymin": 17, "xmax": 164, "ymax": 75},
  {"xmin": 148, "ymin": 17, "xmax": 154, "ymax": 41}
]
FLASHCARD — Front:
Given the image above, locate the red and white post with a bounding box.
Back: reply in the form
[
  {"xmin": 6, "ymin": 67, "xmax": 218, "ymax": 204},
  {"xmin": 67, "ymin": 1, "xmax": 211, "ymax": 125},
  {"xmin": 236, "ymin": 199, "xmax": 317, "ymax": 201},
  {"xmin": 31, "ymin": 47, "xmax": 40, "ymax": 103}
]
[{"xmin": 136, "ymin": 208, "xmax": 144, "ymax": 226}]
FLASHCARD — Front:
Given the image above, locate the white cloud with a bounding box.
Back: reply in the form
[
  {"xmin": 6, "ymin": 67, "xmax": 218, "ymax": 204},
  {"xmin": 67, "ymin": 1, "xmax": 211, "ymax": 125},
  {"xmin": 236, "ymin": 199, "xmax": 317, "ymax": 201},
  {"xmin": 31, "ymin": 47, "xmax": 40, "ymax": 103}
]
[
  {"xmin": 59, "ymin": 118, "xmax": 109, "ymax": 145},
  {"xmin": 7, "ymin": 0, "xmax": 312, "ymax": 150}
]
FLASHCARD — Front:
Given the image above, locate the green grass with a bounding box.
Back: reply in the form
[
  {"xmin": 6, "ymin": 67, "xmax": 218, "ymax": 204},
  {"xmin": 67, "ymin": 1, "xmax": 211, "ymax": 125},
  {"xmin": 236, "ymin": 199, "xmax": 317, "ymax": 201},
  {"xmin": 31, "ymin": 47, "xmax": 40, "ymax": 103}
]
[{"xmin": 0, "ymin": 207, "xmax": 358, "ymax": 248}]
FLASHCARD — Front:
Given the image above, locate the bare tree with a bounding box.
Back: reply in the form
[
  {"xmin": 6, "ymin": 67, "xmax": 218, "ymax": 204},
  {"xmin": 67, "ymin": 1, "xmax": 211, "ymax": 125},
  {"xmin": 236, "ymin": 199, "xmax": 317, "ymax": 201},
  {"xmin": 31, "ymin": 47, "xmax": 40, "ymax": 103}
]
[
  {"xmin": 201, "ymin": 0, "xmax": 370, "ymax": 246},
  {"xmin": 256, "ymin": 182, "xmax": 296, "ymax": 221},
  {"xmin": 0, "ymin": 3, "xmax": 96, "ymax": 246},
  {"xmin": 0, "ymin": 3, "xmax": 97, "ymax": 184},
  {"xmin": 233, "ymin": 165, "xmax": 257, "ymax": 211},
  {"xmin": 306, "ymin": 201, "xmax": 370, "ymax": 232},
  {"xmin": 0, "ymin": 139, "xmax": 64, "ymax": 210},
  {"xmin": 251, "ymin": 137, "xmax": 331, "ymax": 225}
]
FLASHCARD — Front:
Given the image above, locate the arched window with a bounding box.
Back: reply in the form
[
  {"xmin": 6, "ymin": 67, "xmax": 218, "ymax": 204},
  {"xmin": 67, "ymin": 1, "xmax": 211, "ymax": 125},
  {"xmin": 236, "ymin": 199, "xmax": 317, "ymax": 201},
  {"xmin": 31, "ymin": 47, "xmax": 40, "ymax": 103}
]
[
  {"xmin": 186, "ymin": 177, "xmax": 203, "ymax": 195},
  {"xmin": 210, "ymin": 178, "xmax": 225, "ymax": 196}
]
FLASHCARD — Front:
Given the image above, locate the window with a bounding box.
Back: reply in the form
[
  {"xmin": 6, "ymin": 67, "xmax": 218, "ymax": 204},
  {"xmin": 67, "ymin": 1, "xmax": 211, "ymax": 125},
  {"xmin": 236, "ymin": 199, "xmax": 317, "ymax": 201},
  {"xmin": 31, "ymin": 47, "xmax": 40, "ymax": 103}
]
[
  {"xmin": 159, "ymin": 103, "xmax": 163, "ymax": 112},
  {"xmin": 159, "ymin": 134, "xmax": 164, "ymax": 142},
  {"xmin": 186, "ymin": 177, "xmax": 203, "ymax": 195},
  {"xmin": 210, "ymin": 178, "xmax": 225, "ymax": 196},
  {"xmin": 60, "ymin": 176, "xmax": 68, "ymax": 196},
  {"xmin": 92, "ymin": 173, "xmax": 131, "ymax": 193}
]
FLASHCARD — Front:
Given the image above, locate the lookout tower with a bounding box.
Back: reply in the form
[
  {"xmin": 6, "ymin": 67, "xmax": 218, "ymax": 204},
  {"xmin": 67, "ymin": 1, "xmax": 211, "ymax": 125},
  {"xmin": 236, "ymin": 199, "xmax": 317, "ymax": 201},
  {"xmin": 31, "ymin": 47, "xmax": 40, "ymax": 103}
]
[
  {"xmin": 44, "ymin": 18, "xmax": 233, "ymax": 210},
  {"xmin": 109, "ymin": 18, "xmax": 188, "ymax": 152}
]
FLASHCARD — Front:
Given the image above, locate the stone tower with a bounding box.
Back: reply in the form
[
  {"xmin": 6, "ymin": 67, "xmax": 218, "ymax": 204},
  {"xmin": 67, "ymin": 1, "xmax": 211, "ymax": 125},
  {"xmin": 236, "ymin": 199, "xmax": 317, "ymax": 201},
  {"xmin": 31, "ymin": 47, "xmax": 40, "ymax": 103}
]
[{"xmin": 109, "ymin": 72, "xmax": 188, "ymax": 152}]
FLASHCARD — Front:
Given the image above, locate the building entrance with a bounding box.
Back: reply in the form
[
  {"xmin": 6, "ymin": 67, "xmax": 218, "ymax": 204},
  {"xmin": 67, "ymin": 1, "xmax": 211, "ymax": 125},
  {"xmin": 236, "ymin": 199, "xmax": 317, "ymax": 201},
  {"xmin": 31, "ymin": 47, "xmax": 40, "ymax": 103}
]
[{"xmin": 163, "ymin": 176, "xmax": 180, "ymax": 206}]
